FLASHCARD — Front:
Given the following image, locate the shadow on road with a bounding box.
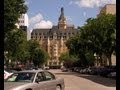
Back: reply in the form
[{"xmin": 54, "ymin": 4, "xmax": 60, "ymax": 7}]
[{"xmin": 55, "ymin": 72, "xmax": 116, "ymax": 87}]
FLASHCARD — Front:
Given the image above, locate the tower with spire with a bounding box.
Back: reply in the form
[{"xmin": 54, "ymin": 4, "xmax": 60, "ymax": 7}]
[
  {"xmin": 58, "ymin": 7, "xmax": 67, "ymax": 29},
  {"xmin": 31, "ymin": 7, "xmax": 78, "ymax": 68}
]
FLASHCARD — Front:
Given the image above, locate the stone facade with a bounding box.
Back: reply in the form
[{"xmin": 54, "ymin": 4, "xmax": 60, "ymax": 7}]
[
  {"xmin": 31, "ymin": 8, "xmax": 78, "ymax": 67},
  {"xmin": 99, "ymin": 4, "xmax": 116, "ymax": 15}
]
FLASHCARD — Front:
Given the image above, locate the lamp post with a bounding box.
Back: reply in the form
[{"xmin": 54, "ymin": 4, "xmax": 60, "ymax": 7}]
[{"xmin": 94, "ymin": 53, "xmax": 97, "ymax": 66}]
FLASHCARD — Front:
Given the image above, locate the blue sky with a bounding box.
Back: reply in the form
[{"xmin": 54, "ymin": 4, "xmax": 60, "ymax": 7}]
[{"xmin": 25, "ymin": 0, "xmax": 116, "ymax": 31}]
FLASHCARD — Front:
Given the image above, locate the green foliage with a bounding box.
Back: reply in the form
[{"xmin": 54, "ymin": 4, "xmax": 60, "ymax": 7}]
[
  {"xmin": 26, "ymin": 40, "xmax": 40, "ymax": 61},
  {"xmin": 4, "ymin": 0, "xmax": 27, "ymax": 65},
  {"xmin": 59, "ymin": 52, "xmax": 70, "ymax": 62},
  {"xmin": 85, "ymin": 51, "xmax": 95, "ymax": 66},
  {"xmin": 59, "ymin": 52, "xmax": 78, "ymax": 62},
  {"xmin": 32, "ymin": 48, "xmax": 49, "ymax": 67},
  {"xmin": 4, "ymin": 0, "xmax": 27, "ymax": 37},
  {"xmin": 5, "ymin": 30, "xmax": 27, "ymax": 61},
  {"xmin": 25, "ymin": 40, "xmax": 49, "ymax": 66},
  {"xmin": 66, "ymin": 13, "xmax": 116, "ymax": 66}
]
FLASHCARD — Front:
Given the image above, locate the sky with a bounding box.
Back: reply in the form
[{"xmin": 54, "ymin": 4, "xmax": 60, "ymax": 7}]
[{"xmin": 25, "ymin": 0, "xmax": 116, "ymax": 31}]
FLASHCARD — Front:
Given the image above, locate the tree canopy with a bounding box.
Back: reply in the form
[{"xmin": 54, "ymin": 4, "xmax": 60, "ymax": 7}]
[
  {"xmin": 4, "ymin": 0, "xmax": 27, "ymax": 37},
  {"xmin": 32, "ymin": 48, "xmax": 49, "ymax": 67},
  {"xmin": 66, "ymin": 13, "xmax": 116, "ymax": 66}
]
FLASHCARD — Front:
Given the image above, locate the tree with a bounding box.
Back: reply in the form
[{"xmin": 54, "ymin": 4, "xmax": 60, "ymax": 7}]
[
  {"xmin": 5, "ymin": 29, "xmax": 27, "ymax": 63},
  {"xmin": 32, "ymin": 48, "xmax": 49, "ymax": 67},
  {"xmin": 59, "ymin": 52, "xmax": 70, "ymax": 62},
  {"xmin": 4, "ymin": 0, "xmax": 27, "ymax": 37},
  {"xmin": 26, "ymin": 40, "xmax": 49, "ymax": 67},
  {"xmin": 4, "ymin": 0, "xmax": 27, "ymax": 66},
  {"xmin": 27, "ymin": 40, "xmax": 40, "ymax": 63},
  {"xmin": 81, "ymin": 14, "xmax": 116, "ymax": 66},
  {"xmin": 97, "ymin": 14, "xmax": 116, "ymax": 66},
  {"xmin": 59, "ymin": 52, "xmax": 78, "ymax": 67},
  {"xmin": 66, "ymin": 13, "xmax": 116, "ymax": 66}
]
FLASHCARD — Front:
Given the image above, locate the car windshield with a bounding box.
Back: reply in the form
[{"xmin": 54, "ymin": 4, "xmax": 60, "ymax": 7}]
[{"xmin": 5, "ymin": 72, "xmax": 35, "ymax": 83}]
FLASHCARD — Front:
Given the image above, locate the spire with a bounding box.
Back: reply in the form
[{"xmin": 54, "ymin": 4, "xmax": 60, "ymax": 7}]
[
  {"xmin": 61, "ymin": 7, "xmax": 64, "ymax": 14},
  {"xmin": 59, "ymin": 7, "xmax": 66, "ymax": 21},
  {"xmin": 58, "ymin": 7, "xmax": 66, "ymax": 29}
]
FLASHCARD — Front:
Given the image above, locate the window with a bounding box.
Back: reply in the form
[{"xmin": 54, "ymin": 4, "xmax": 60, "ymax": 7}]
[
  {"xmin": 49, "ymin": 62, "xmax": 52, "ymax": 65},
  {"xmin": 44, "ymin": 72, "xmax": 55, "ymax": 81},
  {"xmin": 57, "ymin": 36, "xmax": 61, "ymax": 39},
  {"xmin": 50, "ymin": 36, "xmax": 53, "ymax": 39},
  {"xmin": 43, "ymin": 33, "xmax": 45, "ymax": 35},
  {"xmin": 36, "ymin": 72, "xmax": 44, "ymax": 82},
  {"xmin": 59, "ymin": 62, "xmax": 61, "ymax": 65},
  {"xmin": 44, "ymin": 36, "xmax": 47, "ymax": 39},
  {"xmin": 5, "ymin": 73, "xmax": 35, "ymax": 83},
  {"xmin": 63, "ymin": 36, "xmax": 66, "ymax": 39}
]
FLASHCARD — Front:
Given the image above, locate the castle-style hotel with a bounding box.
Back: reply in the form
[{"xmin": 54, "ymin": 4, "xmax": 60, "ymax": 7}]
[{"xmin": 31, "ymin": 8, "xmax": 78, "ymax": 67}]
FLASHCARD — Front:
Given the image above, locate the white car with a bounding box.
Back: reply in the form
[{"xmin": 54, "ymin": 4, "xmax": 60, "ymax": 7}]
[
  {"xmin": 4, "ymin": 70, "xmax": 65, "ymax": 90},
  {"xmin": 44, "ymin": 66, "xmax": 50, "ymax": 70},
  {"xmin": 4, "ymin": 70, "xmax": 13, "ymax": 79}
]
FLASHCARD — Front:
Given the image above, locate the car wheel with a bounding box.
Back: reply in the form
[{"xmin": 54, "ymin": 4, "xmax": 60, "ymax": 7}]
[{"xmin": 56, "ymin": 85, "xmax": 61, "ymax": 90}]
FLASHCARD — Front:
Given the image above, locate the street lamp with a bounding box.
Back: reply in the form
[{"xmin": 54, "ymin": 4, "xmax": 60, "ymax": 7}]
[
  {"xmin": 94, "ymin": 53, "xmax": 97, "ymax": 57},
  {"xmin": 94, "ymin": 53, "xmax": 97, "ymax": 66}
]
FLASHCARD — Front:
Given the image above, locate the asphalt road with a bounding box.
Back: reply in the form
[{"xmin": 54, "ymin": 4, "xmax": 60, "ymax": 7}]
[{"xmin": 49, "ymin": 69, "xmax": 116, "ymax": 90}]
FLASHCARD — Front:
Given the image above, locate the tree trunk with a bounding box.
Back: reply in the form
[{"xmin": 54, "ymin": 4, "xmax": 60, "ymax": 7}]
[
  {"xmin": 103, "ymin": 54, "xmax": 107, "ymax": 66},
  {"xmin": 108, "ymin": 54, "xmax": 112, "ymax": 66},
  {"xmin": 99, "ymin": 55, "xmax": 103, "ymax": 66}
]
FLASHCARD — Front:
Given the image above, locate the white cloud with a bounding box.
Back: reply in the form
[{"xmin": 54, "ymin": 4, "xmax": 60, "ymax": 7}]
[
  {"xmin": 29, "ymin": 13, "xmax": 43, "ymax": 24},
  {"xmin": 29, "ymin": 13, "xmax": 53, "ymax": 31},
  {"xmin": 69, "ymin": 0, "xmax": 116, "ymax": 8},
  {"xmin": 34, "ymin": 20, "xmax": 53, "ymax": 29}
]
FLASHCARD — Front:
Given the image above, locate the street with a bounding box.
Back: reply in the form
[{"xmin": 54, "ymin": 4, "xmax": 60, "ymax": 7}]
[{"xmin": 49, "ymin": 69, "xmax": 116, "ymax": 90}]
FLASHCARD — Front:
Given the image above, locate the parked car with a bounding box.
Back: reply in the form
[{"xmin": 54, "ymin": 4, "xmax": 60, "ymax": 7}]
[
  {"xmin": 107, "ymin": 72, "xmax": 116, "ymax": 79},
  {"xmin": 4, "ymin": 70, "xmax": 65, "ymax": 90},
  {"xmin": 43, "ymin": 66, "xmax": 50, "ymax": 70},
  {"xmin": 61, "ymin": 67, "xmax": 68, "ymax": 72},
  {"xmin": 4, "ymin": 70, "xmax": 13, "ymax": 80},
  {"xmin": 99, "ymin": 66, "xmax": 116, "ymax": 77},
  {"xmin": 89, "ymin": 67, "xmax": 100, "ymax": 75}
]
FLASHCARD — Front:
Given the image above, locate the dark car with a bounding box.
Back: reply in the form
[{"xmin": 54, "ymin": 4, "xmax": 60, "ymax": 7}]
[
  {"xmin": 107, "ymin": 72, "xmax": 116, "ymax": 79},
  {"xmin": 89, "ymin": 67, "xmax": 99, "ymax": 75},
  {"xmin": 99, "ymin": 66, "xmax": 116, "ymax": 77}
]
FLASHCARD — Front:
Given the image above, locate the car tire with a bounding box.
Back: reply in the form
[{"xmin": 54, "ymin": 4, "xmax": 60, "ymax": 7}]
[{"xmin": 56, "ymin": 85, "xmax": 61, "ymax": 90}]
